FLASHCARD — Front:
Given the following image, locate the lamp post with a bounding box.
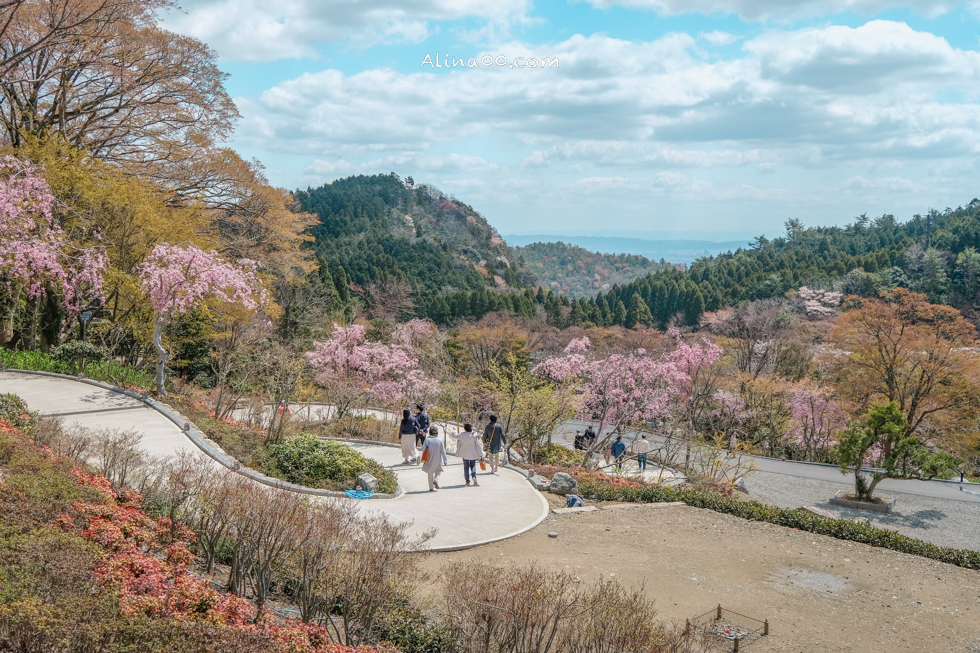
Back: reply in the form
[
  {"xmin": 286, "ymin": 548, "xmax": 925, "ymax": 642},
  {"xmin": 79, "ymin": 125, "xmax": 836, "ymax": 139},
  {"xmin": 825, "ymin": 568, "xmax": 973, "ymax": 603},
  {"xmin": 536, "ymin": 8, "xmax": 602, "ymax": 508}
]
[{"xmin": 80, "ymin": 310, "xmax": 93, "ymax": 340}]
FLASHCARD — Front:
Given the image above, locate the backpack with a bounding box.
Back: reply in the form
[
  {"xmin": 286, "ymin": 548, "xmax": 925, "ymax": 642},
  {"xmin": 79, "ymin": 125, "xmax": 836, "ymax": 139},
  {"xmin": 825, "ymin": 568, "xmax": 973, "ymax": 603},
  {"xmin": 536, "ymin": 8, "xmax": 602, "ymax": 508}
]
[{"xmin": 566, "ymin": 495, "xmax": 585, "ymax": 508}]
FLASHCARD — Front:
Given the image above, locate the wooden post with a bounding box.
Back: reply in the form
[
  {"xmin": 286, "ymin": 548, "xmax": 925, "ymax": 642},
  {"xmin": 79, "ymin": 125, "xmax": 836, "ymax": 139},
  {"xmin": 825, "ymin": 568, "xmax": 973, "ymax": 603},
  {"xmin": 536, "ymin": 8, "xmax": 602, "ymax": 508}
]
[
  {"xmin": 764, "ymin": 619, "xmax": 769, "ymax": 636},
  {"xmin": 716, "ymin": 603, "xmax": 722, "ymax": 620},
  {"xmin": 733, "ymin": 635, "xmax": 740, "ymax": 652}
]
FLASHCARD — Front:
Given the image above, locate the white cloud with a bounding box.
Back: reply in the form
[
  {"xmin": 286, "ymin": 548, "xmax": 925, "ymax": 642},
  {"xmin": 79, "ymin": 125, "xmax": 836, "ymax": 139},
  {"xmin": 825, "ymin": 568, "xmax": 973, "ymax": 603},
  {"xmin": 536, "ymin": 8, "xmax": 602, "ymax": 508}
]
[
  {"xmin": 702, "ymin": 31, "xmax": 740, "ymax": 45},
  {"xmin": 232, "ymin": 22, "xmax": 980, "ymax": 233},
  {"xmin": 582, "ymin": 0, "xmax": 956, "ymax": 21},
  {"xmin": 162, "ymin": 0, "xmax": 531, "ymax": 60}
]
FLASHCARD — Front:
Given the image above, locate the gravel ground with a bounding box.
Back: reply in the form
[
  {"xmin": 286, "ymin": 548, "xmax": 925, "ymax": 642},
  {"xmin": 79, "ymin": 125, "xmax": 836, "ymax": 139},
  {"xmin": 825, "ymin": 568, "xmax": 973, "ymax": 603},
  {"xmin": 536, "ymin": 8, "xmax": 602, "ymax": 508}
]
[{"xmin": 745, "ymin": 470, "xmax": 980, "ymax": 551}]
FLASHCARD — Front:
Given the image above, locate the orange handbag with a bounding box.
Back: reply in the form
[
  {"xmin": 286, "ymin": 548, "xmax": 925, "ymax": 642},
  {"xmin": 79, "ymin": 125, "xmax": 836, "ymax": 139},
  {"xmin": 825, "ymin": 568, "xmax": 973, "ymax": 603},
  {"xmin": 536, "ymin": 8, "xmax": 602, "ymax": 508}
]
[
  {"xmin": 421, "ymin": 448, "xmax": 430, "ymax": 463},
  {"xmin": 479, "ymin": 460, "xmax": 487, "ymax": 471}
]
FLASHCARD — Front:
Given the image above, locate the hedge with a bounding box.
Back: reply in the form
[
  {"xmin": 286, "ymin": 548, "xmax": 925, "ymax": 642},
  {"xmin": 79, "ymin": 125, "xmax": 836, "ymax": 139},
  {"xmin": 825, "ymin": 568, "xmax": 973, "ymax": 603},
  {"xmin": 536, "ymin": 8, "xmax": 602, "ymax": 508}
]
[
  {"xmin": 0, "ymin": 349, "xmax": 159, "ymax": 391},
  {"xmin": 577, "ymin": 480, "xmax": 980, "ymax": 571}
]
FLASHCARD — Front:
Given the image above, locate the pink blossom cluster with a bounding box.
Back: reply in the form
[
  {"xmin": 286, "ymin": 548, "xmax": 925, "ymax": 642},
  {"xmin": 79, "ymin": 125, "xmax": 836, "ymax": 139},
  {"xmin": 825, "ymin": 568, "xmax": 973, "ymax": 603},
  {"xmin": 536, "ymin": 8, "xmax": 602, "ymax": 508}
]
[
  {"xmin": 138, "ymin": 244, "xmax": 264, "ymax": 318},
  {"xmin": 306, "ymin": 324, "xmax": 438, "ymax": 409},
  {"xmin": 787, "ymin": 388, "xmax": 845, "ymax": 455},
  {"xmin": 711, "ymin": 390, "xmax": 753, "ymax": 424},
  {"xmin": 534, "ymin": 336, "xmax": 688, "ymax": 436},
  {"xmin": 0, "ymin": 156, "xmax": 107, "ymax": 313},
  {"xmin": 798, "ymin": 286, "xmax": 842, "ymax": 318}
]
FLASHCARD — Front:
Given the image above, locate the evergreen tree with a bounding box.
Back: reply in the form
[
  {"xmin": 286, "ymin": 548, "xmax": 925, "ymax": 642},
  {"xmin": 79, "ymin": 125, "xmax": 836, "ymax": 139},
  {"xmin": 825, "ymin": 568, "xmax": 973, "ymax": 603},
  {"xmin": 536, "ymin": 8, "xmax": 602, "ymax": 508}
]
[
  {"xmin": 613, "ymin": 299, "xmax": 627, "ymax": 326},
  {"xmin": 625, "ymin": 292, "xmax": 654, "ymax": 329},
  {"xmin": 334, "ymin": 266, "xmax": 351, "ymax": 303}
]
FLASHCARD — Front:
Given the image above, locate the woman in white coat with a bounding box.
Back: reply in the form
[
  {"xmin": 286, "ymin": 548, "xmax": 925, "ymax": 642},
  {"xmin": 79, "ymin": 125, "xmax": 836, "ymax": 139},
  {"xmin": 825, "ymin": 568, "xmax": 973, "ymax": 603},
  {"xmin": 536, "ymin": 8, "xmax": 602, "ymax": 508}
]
[
  {"xmin": 452, "ymin": 422, "xmax": 485, "ymax": 487},
  {"xmin": 421, "ymin": 426, "xmax": 448, "ymax": 491}
]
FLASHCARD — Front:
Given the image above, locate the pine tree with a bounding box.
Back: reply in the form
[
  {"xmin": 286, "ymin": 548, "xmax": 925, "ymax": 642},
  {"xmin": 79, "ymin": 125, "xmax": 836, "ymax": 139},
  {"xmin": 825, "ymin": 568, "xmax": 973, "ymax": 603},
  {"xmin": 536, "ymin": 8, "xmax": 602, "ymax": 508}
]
[
  {"xmin": 686, "ymin": 289, "xmax": 705, "ymax": 327},
  {"xmin": 625, "ymin": 292, "xmax": 653, "ymax": 329},
  {"xmin": 613, "ymin": 298, "xmax": 627, "ymax": 326},
  {"xmin": 318, "ymin": 263, "xmax": 341, "ymax": 310},
  {"xmin": 334, "ymin": 266, "xmax": 351, "ymax": 303}
]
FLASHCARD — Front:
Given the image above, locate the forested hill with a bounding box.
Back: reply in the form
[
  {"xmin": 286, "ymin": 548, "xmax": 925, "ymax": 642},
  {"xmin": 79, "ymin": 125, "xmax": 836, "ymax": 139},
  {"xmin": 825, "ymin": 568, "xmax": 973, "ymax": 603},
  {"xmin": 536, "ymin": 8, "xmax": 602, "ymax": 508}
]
[
  {"xmin": 296, "ymin": 174, "xmax": 532, "ymax": 300},
  {"xmin": 515, "ymin": 241, "xmax": 670, "ymax": 297},
  {"xmin": 590, "ymin": 201, "xmax": 980, "ymax": 330}
]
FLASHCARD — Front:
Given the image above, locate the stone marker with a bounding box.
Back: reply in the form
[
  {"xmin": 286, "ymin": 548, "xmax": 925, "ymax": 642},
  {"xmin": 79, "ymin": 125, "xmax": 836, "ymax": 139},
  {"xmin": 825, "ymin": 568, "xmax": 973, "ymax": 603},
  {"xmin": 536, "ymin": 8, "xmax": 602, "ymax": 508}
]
[
  {"xmin": 529, "ymin": 473, "xmax": 550, "ymax": 491},
  {"xmin": 356, "ymin": 474, "xmax": 378, "ymax": 492},
  {"xmin": 549, "ymin": 472, "xmax": 578, "ymax": 495}
]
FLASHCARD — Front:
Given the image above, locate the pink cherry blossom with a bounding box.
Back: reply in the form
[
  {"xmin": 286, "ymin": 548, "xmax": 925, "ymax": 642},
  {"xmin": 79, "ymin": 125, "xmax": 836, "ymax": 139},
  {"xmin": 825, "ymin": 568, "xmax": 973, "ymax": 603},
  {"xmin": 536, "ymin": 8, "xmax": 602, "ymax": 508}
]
[
  {"xmin": 535, "ymin": 336, "xmax": 686, "ymax": 462},
  {"xmin": 787, "ymin": 387, "xmax": 845, "ymax": 461},
  {"xmin": 306, "ymin": 323, "xmax": 439, "ymax": 413},
  {"xmin": 0, "ymin": 156, "xmax": 106, "ymax": 316},
  {"xmin": 137, "ymin": 244, "xmax": 265, "ymax": 395}
]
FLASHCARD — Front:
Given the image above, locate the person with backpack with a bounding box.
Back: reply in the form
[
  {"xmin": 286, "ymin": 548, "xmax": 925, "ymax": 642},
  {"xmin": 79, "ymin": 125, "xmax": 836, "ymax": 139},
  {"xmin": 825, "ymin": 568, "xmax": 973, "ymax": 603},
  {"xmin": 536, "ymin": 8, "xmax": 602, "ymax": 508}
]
[
  {"xmin": 414, "ymin": 404, "xmax": 431, "ymax": 462},
  {"xmin": 482, "ymin": 414, "xmax": 506, "ymax": 474},
  {"xmin": 398, "ymin": 408, "xmax": 421, "ymax": 465},
  {"xmin": 421, "ymin": 426, "xmax": 448, "ymax": 491},
  {"xmin": 453, "ymin": 423, "xmax": 485, "ymax": 486}
]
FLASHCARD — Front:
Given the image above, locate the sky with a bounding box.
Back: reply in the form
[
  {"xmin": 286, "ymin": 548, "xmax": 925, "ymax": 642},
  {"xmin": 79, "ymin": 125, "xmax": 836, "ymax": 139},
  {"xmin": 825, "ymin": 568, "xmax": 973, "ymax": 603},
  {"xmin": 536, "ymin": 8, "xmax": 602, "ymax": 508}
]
[{"xmin": 161, "ymin": 0, "xmax": 980, "ymax": 240}]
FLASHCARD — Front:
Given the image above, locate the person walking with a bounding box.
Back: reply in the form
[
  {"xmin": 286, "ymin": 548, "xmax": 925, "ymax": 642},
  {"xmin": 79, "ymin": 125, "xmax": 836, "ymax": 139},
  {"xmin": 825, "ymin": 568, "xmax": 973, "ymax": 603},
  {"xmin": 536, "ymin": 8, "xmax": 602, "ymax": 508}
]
[
  {"xmin": 584, "ymin": 425, "xmax": 596, "ymax": 449},
  {"xmin": 611, "ymin": 435, "xmax": 627, "ymax": 470},
  {"xmin": 421, "ymin": 426, "xmax": 448, "ymax": 491},
  {"xmin": 398, "ymin": 409, "xmax": 421, "ymax": 464},
  {"xmin": 452, "ymin": 423, "xmax": 485, "ymax": 486},
  {"xmin": 634, "ymin": 434, "xmax": 651, "ymax": 472},
  {"xmin": 482, "ymin": 415, "xmax": 506, "ymax": 473},
  {"xmin": 603, "ymin": 438, "xmax": 613, "ymax": 466},
  {"xmin": 573, "ymin": 430, "xmax": 584, "ymax": 451},
  {"xmin": 414, "ymin": 405, "xmax": 431, "ymax": 463}
]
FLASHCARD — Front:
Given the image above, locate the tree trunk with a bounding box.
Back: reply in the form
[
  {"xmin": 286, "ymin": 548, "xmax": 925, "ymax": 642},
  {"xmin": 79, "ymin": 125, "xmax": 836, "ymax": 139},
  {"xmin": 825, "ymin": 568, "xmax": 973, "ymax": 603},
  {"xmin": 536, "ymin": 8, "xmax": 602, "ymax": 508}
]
[{"xmin": 153, "ymin": 317, "xmax": 168, "ymax": 396}]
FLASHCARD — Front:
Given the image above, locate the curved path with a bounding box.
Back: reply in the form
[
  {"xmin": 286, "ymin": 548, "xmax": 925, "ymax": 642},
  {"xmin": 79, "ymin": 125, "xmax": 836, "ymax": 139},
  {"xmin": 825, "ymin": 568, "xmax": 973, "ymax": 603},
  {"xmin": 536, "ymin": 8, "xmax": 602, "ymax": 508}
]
[{"xmin": 0, "ymin": 371, "xmax": 549, "ymax": 551}]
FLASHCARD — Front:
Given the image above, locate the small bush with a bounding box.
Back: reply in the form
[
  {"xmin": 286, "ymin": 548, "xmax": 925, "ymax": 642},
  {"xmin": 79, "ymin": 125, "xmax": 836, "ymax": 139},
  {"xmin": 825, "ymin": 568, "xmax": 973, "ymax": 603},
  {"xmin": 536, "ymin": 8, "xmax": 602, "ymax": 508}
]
[
  {"xmin": 532, "ymin": 444, "xmax": 584, "ymax": 467},
  {"xmin": 271, "ymin": 434, "xmax": 398, "ymax": 493},
  {"xmin": 576, "ymin": 479, "xmax": 980, "ymax": 570},
  {"xmin": 0, "ymin": 394, "xmax": 35, "ymax": 433}
]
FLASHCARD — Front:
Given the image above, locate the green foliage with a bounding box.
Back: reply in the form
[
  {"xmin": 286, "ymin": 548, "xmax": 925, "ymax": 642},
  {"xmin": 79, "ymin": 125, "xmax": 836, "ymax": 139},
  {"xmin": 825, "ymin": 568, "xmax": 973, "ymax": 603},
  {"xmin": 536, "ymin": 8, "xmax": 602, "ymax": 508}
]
[
  {"xmin": 270, "ymin": 434, "xmax": 398, "ymax": 493},
  {"xmin": 0, "ymin": 393, "xmax": 35, "ymax": 431},
  {"xmin": 515, "ymin": 241, "xmax": 666, "ymax": 297},
  {"xmin": 533, "ymin": 443, "xmax": 585, "ymax": 467},
  {"xmin": 0, "ymin": 348, "xmax": 159, "ymax": 390},
  {"xmin": 594, "ymin": 200, "xmax": 980, "ymax": 328},
  {"xmin": 51, "ymin": 340, "xmax": 106, "ymax": 375},
  {"xmin": 371, "ymin": 604, "xmax": 458, "ymax": 653},
  {"xmin": 836, "ymin": 402, "xmax": 960, "ymax": 500},
  {"xmin": 576, "ymin": 479, "xmax": 980, "ymax": 570}
]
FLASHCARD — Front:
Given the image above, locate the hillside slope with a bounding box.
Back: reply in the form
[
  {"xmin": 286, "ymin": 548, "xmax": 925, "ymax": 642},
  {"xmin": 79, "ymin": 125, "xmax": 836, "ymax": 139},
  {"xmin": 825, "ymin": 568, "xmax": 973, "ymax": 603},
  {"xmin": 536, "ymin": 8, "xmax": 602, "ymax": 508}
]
[{"xmin": 515, "ymin": 241, "xmax": 670, "ymax": 297}]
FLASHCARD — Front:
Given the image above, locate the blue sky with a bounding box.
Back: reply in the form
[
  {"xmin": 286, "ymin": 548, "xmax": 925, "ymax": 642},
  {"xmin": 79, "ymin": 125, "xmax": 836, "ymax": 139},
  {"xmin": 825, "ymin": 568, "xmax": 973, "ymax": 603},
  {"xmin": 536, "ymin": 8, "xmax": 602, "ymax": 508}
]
[{"xmin": 162, "ymin": 1, "xmax": 980, "ymax": 239}]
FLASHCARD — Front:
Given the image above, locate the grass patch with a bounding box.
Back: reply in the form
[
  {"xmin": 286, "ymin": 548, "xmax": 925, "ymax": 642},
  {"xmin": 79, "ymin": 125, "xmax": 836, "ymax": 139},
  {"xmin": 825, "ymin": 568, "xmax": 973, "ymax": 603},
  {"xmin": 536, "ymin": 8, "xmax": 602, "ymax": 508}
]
[{"xmin": 271, "ymin": 434, "xmax": 398, "ymax": 494}]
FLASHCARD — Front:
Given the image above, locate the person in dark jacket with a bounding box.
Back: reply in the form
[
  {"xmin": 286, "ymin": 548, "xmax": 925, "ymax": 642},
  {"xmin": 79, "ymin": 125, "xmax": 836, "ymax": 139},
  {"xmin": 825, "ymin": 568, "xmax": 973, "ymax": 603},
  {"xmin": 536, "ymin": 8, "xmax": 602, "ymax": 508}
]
[
  {"xmin": 573, "ymin": 430, "xmax": 584, "ymax": 450},
  {"xmin": 583, "ymin": 425, "xmax": 597, "ymax": 449},
  {"xmin": 611, "ymin": 435, "xmax": 627, "ymax": 470},
  {"xmin": 482, "ymin": 414, "xmax": 506, "ymax": 473},
  {"xmin": 414, "ymin": 404, "xmax": 430, "ymax": 463}
]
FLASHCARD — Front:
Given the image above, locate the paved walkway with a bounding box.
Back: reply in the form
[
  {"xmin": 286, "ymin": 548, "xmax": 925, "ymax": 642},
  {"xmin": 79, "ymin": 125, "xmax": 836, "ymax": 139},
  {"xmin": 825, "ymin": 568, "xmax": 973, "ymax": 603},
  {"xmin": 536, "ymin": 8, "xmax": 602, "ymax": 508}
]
[{"xmin": 0, "ymin": 371, "xmax": 549, "ymax": 551}]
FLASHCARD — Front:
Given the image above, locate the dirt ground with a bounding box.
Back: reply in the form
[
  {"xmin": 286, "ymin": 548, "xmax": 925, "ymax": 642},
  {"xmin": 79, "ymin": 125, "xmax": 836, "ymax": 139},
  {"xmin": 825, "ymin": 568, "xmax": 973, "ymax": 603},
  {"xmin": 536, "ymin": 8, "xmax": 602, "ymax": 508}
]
[{"xmin": 423, "ymin": 494, "xmax": 980, "ymax": 652}]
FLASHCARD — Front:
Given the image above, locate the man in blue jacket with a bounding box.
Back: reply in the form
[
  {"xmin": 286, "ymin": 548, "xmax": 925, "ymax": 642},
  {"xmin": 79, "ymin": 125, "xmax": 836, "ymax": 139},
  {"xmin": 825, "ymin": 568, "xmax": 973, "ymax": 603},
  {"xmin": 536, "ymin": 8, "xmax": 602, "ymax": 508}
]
[{"xmin": 611, "ymin": 435, "xmax": 627, "ymax": 470}]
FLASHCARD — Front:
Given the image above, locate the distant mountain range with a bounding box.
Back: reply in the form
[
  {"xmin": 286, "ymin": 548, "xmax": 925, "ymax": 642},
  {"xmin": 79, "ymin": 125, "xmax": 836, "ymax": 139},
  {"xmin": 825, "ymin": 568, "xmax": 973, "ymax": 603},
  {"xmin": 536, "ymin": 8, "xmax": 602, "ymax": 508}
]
[{"xmin": 503, "ymin": 235, "xmax": 750, "ymax": 265}]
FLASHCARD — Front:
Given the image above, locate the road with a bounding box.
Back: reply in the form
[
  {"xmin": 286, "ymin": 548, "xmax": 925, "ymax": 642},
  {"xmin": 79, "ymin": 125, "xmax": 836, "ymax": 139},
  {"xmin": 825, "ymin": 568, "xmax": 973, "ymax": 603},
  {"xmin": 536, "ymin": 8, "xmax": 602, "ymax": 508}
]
[{"xmin": 551, "ymin": 419, "xmax": 980, "ymax": 503}]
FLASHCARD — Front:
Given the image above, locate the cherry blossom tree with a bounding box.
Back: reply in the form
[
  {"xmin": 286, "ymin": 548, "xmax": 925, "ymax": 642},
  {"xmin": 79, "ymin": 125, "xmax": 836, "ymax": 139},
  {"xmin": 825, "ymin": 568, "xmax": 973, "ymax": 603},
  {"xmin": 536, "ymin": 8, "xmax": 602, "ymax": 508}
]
[
  {"xmin": 787, "ymin": 387, "xmax": 845, "ymax": 462},
  {"xmin": 138, "ymin": 244, "xmax": 264, "ymax": 396},
  {"xmin": 306, "ymin": 319, "xmax": 439, "ymax": 421},
  {"xmin": 0, "ymin": 156, "xmax": 107, "ymax": 344},
  {"xmin": 535, "ymin": 336, "xmax": 684, "ymax": 467}
]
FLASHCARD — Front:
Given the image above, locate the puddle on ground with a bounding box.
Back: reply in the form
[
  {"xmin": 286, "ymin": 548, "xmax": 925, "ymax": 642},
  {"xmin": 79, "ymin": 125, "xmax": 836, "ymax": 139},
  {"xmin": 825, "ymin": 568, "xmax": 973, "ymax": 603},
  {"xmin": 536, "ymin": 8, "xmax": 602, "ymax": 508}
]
[{"xmin": 769, "ymin": 567, "xmax": 851, "ymax": 593}]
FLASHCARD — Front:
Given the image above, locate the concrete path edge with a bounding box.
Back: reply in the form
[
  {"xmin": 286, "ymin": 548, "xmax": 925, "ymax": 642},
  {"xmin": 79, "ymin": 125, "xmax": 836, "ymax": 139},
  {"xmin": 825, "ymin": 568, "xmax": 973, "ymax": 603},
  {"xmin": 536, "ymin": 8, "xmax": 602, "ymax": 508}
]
[{"xmin": 0, "ymin": 369, "xmax": 406, "ymax": 500}]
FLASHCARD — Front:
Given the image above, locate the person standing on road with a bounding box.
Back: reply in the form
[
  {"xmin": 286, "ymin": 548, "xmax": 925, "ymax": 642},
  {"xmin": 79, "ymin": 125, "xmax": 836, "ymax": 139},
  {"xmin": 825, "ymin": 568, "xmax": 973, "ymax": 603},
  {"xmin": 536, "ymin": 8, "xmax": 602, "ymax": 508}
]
[
  {"xmin": 453, "ymin": 423, "xmax": 485, "ymax": 486},
  {"xmin": 482, "ymin": 415, "xmax": 507, "ymax": 473},
  {"xmin": 634, "ymin": 434, "xmax": 651, "ymax": 472},
  {"xmin": 399, "ymin": 409, "xmax": 421, "ymax": 464},
  {"xmin": 574, "ymin": 430, "xmax": 584, "ymax": 451},
  {"xmin": 421, "ymin": 426, "xmax": 448, "ymax": 491},
  {"xmin": 414, "ymin": 405, "xmax": 431, "ymax": 462},
  {"xmin": 611, "ymin": 435, "xmax": 627, "ymax": 470},
  {"xmin": 584, "ymin": 425, "xmax": 596, "ymax": 449}
]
